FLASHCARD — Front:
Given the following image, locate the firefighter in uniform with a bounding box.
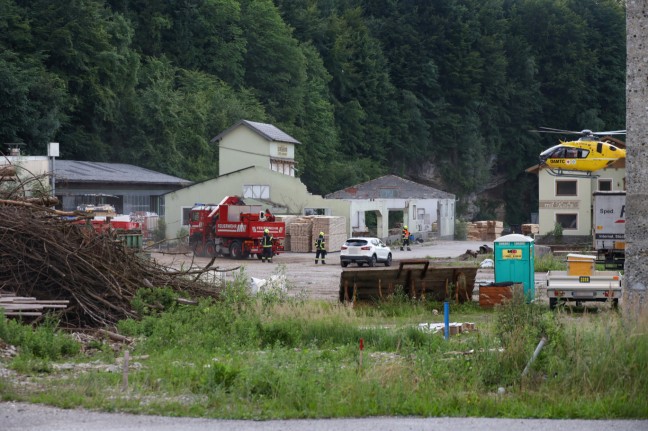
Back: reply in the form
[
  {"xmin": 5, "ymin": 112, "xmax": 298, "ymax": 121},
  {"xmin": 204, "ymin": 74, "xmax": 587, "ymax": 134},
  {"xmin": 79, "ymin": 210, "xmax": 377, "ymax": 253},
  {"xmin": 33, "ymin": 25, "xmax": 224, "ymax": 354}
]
[
  {"xmin": 314, "ymin": 232, "xmax": 327, "ymax": 264},
  {"xmin": 261, "ymin": 228, "xmax": 273, "ymax": 263},
  {"xmin": 401, "ymin": 225, "xmax": 411, "ymax": 251}
]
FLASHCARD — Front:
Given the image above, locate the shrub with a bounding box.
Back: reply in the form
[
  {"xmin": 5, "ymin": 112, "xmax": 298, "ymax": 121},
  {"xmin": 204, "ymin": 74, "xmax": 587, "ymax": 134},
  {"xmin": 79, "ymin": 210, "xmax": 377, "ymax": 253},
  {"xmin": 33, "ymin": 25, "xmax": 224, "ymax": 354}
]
[
  {"xmin": 477, "ymin": 287, "xmax": 564, "ymax": 387},
  {"xmin": 454, "ymin": 219, "xmax": 468, "ymax": 240},
  {"xmin": 0, "ymin": 313, "xmax": 80, "ymax": 360}
]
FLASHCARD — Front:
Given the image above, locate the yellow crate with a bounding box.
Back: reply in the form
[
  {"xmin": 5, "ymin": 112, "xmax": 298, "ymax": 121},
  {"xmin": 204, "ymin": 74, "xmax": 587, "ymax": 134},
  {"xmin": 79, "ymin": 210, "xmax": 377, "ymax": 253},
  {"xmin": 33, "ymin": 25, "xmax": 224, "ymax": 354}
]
[{"xmin": 567, "ymin": 254, "xmax": 595, "ymax": 276}]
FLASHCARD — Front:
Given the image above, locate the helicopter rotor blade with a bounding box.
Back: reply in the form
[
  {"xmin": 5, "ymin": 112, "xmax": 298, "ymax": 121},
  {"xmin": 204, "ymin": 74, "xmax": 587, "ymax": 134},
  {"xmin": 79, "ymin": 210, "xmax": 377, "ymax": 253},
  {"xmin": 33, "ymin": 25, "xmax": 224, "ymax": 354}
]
[
  {"xmin": 532, "ymin": 127, "xmax": 627, "ymax": 137},
  {"xmin": 594, "ymin": 130, "xmax": 626, "ymax": 135},
  {"xmin": 530, "ymin": 129, "xmax": 575, "ymax": 134},
  {"xmin": 536, "ymin": 127, "xmax": 584, "ymax": 134}
]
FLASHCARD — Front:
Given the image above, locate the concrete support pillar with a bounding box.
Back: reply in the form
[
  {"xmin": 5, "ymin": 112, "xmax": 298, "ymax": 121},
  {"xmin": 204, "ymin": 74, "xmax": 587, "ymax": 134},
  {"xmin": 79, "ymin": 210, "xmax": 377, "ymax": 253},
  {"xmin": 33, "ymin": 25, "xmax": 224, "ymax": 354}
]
[{"xmin": 624, "ymin": 0, "xmax": 648, "ymax": 315}]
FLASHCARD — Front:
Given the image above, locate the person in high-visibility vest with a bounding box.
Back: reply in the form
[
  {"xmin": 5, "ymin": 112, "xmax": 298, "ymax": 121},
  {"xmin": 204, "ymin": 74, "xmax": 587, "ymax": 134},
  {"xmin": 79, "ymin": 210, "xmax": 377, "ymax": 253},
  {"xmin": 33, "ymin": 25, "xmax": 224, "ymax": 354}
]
[
  {"xmin": 314, "ymin": 232, "xmax": 327, "ymax": 264},
  {"xmin": 401, "ymin": 225, "xmax": 411, "ymax": 251},
  {"xmin": 261, "ymin": 228, "xmax": 274, "ymax": 263}
]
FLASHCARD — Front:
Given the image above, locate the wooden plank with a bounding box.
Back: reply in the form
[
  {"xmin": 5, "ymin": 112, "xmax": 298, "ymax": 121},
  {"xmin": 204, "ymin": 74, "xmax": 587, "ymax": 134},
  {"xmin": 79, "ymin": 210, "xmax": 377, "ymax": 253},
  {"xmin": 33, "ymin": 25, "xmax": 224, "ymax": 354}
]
[
  {"xmin": 3, "ymin": 312, "xmax": 42, "ymax": 317},
  {"xmin": 1, "ymin": 304, "xmax": 45, "ymax": 310}
]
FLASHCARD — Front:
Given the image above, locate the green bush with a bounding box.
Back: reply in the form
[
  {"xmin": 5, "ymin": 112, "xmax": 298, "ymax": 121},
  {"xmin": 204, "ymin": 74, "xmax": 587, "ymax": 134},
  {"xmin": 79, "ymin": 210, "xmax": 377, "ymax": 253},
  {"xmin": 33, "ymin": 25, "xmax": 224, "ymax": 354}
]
[
  {"xmin": 477, "ymin": 287, "xmax": 564, "ymax": 387},
  {"xmin": 131, "ymin": 287, "xmax": 179, "ymax": 316},
  {"xmin": 454, "ymin": 219, "xmax": 468, "ymax": 240},
  {"xmin": 0, "ymin": 313, "xmax": 80, "ymax": 361}
]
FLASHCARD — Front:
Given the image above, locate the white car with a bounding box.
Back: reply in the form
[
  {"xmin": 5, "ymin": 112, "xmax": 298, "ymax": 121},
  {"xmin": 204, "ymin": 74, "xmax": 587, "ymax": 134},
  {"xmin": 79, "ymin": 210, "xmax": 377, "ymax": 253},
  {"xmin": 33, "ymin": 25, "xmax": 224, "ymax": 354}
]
[{"xmin": 340, "ymin": 237, "xmax": 392, "ymax": 267}]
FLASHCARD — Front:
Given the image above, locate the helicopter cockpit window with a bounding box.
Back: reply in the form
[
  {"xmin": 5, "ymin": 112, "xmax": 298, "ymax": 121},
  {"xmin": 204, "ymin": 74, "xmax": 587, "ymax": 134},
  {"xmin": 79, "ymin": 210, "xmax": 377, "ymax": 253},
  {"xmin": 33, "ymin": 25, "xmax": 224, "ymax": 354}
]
[
  {"xmin": 550, "ymin": 148, "xmax": 566, "ymax": 158},
  {"xmin": 565, "ymin": 148, "xmax": 578, "ymax": 158}
]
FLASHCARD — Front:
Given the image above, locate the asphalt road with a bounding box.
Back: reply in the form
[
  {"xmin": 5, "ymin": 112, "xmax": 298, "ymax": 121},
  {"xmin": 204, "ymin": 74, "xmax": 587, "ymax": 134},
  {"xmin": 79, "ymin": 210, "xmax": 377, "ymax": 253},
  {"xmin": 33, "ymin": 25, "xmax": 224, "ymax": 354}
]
[{"xmin": 2, "ymin": 401, "xmax": 647, "ymax": 431}]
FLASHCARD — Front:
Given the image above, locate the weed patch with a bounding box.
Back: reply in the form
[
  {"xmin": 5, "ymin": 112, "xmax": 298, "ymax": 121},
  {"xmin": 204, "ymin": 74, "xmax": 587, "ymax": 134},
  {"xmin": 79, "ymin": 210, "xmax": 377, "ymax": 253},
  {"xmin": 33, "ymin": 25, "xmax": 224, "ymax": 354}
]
[{"xmin": 2, "ymin": 281, "xmax": 647, "ymax": 419}]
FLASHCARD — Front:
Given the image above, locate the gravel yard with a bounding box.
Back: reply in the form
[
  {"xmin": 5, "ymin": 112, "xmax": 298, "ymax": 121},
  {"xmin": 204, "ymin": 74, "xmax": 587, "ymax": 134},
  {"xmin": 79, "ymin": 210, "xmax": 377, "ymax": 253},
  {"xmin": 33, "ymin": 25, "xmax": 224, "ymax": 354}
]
[{"xmin": 151, "ymin": 240, "xmax": 502, "ymax": 302}]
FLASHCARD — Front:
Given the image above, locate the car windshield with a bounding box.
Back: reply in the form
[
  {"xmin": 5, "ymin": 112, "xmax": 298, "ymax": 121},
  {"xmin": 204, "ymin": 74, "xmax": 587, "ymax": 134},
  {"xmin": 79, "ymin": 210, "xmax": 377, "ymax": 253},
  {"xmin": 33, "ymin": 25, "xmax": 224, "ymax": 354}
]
[{"xmin": 345, "ymin": 239, "xmax": 368, "ymax": 246}]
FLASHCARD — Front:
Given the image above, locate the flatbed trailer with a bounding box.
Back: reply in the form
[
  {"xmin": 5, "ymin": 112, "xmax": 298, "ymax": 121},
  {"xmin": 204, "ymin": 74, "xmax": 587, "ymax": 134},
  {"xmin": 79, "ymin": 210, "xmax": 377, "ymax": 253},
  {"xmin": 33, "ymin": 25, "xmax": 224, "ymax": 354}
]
[{"xmin": 546, "ymin": 270, "xmax": 622, "ymax": 309}]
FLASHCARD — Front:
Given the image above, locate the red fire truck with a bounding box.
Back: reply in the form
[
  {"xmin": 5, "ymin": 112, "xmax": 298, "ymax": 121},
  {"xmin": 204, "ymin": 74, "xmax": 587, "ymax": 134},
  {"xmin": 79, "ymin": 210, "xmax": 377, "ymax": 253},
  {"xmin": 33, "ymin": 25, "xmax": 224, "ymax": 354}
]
[{"xmin": 188, "ymin": 196, "xmax": 285, "ymax": 259}]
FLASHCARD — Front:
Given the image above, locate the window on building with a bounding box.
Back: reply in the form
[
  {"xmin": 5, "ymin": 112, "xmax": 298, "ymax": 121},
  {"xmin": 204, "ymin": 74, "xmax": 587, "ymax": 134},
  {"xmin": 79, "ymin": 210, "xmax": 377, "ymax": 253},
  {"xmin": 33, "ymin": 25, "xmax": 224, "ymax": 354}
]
[
  {"xmin": 243, "ymin": 185, "xmax": 270, "ymax": 199},
  {"xmin": 556, "ymin": 180, "xmax": 577, "ymax": 196},
  {"xmin": 181, "ymin": 207, "xmax": 192, "ymax": 226},
  {"xmin": 305, "ymin": 208, "xmax": 329, "ymax": 216},
  {"xmin": 379, "ymin": 188, "xmax": 397, "ymax": 198},
  {"xmin": 556, "ymin": 213, "xmax": 577, "ymax": 230},
  {"xmin": 598, "ymin": 179, "xmax": 612, "ymax": 191}
]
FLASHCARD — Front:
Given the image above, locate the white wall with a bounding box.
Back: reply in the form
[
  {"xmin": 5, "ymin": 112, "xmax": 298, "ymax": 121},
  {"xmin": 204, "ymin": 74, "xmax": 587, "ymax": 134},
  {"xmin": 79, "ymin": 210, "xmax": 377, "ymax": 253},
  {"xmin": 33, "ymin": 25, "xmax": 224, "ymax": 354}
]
[{"xmin": 345, "ymin": 198, "xmax": 455, "ymax": 240}]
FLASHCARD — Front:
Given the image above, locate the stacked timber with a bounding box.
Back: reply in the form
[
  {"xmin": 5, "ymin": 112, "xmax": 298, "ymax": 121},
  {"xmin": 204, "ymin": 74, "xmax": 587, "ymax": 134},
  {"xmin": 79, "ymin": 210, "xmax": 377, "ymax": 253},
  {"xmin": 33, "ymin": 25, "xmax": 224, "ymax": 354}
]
[
  {"xmin": 467, "ymin": 220, "xmax": 503, "ymax": 241},
  {"xmin": 281, "ymin": 215, "xmax": 347, "ymax": 252},
  {"xmin": 275, "ymin": 215, "xmax": 301, "ymax": 251},
  {"xmin": 521, "ymin": 224, "xmax": 540, "ymax": 237},
  {"xmin": 1, "ymin": 292, "xmax": 69, "ymax": 317},
  {"xmin": 288, "ymin": 221, "xmax": 313, "ymax": 252},
  {"xmin": 311, "ymin": 216, "xmax": 346, "ymax": 252}
]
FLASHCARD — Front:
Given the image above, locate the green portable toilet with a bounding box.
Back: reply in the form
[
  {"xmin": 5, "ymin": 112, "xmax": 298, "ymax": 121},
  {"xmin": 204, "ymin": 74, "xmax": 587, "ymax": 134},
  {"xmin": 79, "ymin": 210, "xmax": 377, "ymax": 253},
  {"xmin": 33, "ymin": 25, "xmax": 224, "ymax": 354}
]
[{"xmin": 494, "ymin": 233, "xmax": 535, "ymax": 300}]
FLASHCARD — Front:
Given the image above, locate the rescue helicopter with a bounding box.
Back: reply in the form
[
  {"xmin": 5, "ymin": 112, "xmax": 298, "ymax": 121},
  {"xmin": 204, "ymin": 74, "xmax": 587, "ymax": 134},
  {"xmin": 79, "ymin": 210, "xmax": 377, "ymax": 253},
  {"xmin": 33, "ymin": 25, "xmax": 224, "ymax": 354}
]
[{"xmin": 534, "ymin": 127, "xmax": 626, "ymax": 177}]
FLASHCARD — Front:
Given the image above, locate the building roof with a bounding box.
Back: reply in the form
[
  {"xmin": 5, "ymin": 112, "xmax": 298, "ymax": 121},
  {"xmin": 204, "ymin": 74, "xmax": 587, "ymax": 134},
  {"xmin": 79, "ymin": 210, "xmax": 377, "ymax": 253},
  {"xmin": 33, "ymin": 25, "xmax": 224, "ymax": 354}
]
[
  {"xmin": 326, "ymin": 175, "xmax": 455, "ymax": 200},
  {"xmin": 210, "ymin": 120, "xmax": 301, "ymax": 144},
  {"xmin": 55, "ymin": 160, "xmax": 192, "ymax": 185}
]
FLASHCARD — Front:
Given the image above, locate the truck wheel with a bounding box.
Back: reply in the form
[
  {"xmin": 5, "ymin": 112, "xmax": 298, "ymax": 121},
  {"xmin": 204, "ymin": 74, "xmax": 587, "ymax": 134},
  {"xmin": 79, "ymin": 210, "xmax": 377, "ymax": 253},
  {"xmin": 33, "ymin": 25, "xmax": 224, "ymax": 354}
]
[
  {"xmin": 229, "ymin": 240, "xmax": 243, "ymax": 259},
  {"xmin": 192, "ymin": 242, "xmax": 206, "ymax": 257},
  {"xmin": 549, "ymin": 298, "xmax": 558, "ymax": 310},
  {"xmin": 206, "ymin": 241, "xmax": 217, "ymax": 257}
]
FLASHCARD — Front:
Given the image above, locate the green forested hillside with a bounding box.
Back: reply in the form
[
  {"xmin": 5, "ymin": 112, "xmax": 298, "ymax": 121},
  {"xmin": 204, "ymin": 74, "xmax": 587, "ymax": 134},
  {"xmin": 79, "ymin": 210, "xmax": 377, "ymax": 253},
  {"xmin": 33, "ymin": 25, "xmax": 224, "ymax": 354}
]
[{"xmin": 0, "ymin": 0, "xmax": 626, "ymax": 223}]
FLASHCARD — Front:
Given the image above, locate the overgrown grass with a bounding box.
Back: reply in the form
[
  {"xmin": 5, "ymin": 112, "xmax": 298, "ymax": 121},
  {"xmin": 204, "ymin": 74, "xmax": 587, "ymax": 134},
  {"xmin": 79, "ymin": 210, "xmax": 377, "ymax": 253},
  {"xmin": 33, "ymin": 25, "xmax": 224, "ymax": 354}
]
[
  {"xmin": 1, "ymin": 274, "xmax": 646, "ymax": 419},
  {"xmin": 534, "ymin": 253, "xmax": 567, "ymax": 272}
]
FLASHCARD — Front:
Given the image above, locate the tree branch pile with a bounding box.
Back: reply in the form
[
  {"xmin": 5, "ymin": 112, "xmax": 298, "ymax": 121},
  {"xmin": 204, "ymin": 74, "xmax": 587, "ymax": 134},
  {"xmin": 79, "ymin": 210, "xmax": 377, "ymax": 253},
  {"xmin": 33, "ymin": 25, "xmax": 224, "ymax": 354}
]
[{"xmin": 0, "ymin": 204, "xmax": 222, "ymax": 328}]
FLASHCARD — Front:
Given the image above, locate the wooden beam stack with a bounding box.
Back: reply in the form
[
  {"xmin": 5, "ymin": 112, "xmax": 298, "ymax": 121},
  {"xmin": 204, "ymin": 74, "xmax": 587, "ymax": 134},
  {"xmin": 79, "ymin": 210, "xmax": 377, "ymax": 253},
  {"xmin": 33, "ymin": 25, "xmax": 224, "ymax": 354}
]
[
  {"xmin": 467, "ymin": 220, "xmax": 503, "ymax": 241},
  {"xmin": 288, "ymin": 221, "xmax": 313, "ymax": 252},
  {"xmin": 1, "ymin": 293, "xmax": 69, "ymax": 317},
  {"xmin": 521, "ymin": 224, "xmax": 540, "ymax": 236},
  {"xmin": 280, "ymin": 215, "xmax": 347, "ymax": 252},
  {"xmin": 310, "ymin": 216, "xmax": 347, "ymax": 252}
]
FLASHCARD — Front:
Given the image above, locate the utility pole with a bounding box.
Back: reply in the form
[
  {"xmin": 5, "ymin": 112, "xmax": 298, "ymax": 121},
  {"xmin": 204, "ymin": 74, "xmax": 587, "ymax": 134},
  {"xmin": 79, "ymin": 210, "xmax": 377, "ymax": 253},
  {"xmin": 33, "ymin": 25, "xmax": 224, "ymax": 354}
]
[{"xmin": 624, "ymin": 0, "xmax": 648, "ymax": 315}]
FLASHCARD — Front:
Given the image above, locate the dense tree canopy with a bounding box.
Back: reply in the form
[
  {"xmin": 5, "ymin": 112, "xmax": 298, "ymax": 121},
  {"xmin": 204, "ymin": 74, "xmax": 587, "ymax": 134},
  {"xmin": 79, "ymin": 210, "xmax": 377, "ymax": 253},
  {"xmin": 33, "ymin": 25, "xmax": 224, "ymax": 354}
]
[{"xmin": 0, "ymin": 0, "xmax": 626, "ymax": 223}]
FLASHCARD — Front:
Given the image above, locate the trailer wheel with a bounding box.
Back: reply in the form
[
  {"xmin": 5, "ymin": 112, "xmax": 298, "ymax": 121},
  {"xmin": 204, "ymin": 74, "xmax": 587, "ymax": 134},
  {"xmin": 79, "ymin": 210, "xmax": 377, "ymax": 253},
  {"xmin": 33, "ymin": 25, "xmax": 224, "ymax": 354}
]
[{"xmin": 229, "ymin": 240, "xmax": 243, "ymax": 259}]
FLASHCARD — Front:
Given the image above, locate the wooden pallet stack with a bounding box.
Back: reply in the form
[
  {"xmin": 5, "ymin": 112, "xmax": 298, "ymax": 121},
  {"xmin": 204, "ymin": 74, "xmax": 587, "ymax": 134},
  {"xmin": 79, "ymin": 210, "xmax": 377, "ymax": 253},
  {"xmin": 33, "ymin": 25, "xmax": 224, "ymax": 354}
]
[
  {"xmin": 1, "ymin": 292, "xmax": 69, "ymax": 317},
  {"xmin": 311, "ymin": 216, "xmax": 347, "ymax": 252},
  {"xmin": 521, "ymin": 224, "xmax": 540, "ymax": 236},
  {"xmin": 288, "ymin": 221, "xmax": 313, "ymax": 252},
  {"xmin": 275, "ymin": 215, "xmax": 300, "ymax": 251},
  {"xmin": 467, "ymin": 220, "xmax": 503, "ymax": 241}
]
